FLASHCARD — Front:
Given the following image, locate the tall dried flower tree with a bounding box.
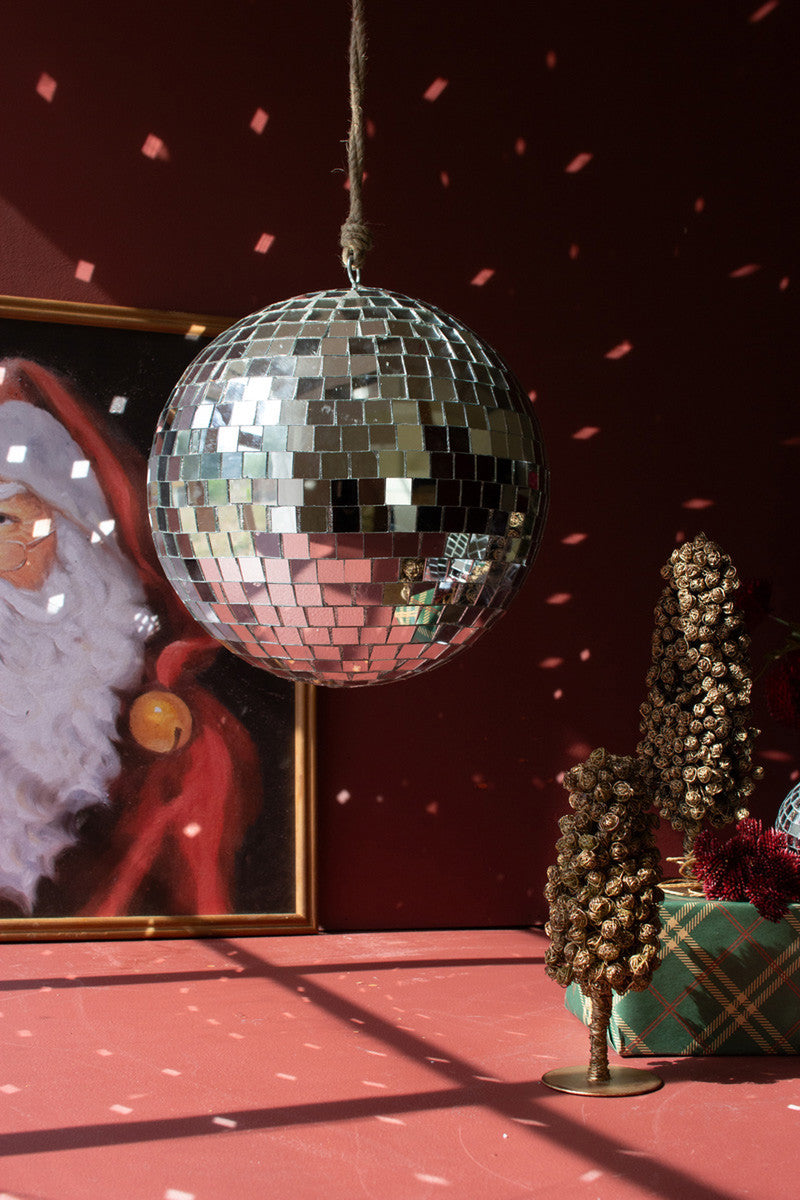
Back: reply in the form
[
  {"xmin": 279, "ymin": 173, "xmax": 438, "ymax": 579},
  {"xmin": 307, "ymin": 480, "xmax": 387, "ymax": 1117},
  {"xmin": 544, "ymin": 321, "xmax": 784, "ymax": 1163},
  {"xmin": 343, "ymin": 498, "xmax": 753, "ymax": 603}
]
[
  {"xmin": 637, "ymin": 532, "xmax": 762, "ymax": 860},
  {"xmin": 544, "ymin": 749, "xmax": 662, "ymax": 1092}
]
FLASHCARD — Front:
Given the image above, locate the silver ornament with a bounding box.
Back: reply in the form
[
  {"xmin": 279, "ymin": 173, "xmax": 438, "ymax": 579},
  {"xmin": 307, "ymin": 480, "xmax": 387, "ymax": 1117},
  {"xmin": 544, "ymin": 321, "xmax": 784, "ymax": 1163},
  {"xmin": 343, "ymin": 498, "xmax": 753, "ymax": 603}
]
[
  {"xmin": 148, "ymin": 287, "xmax": 548, "ymax": 686},
  {"xmin": 776, "ymin": 782, "xmax": 800, "ymax": 851}
]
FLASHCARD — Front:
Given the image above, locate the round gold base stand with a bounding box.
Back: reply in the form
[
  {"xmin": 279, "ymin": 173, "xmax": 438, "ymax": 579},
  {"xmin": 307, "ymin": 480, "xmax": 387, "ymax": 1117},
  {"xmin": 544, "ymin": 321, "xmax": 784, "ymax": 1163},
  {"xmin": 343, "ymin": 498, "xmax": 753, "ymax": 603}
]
[{"xmin": 542, "ymin": 1065, "xmax": 663, "ymax": 1097}]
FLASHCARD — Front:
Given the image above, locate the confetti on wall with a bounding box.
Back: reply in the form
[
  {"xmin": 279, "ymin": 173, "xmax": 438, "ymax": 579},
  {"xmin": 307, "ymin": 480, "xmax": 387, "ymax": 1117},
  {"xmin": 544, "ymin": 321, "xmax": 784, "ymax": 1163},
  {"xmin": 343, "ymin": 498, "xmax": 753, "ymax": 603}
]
[
  {"xmin": 35, "ymin": 72, "xmax": 57, "ymax": 101},
  {"xmin": 564, "ymin": 152, "xmax": 593, "ymax": 174},
  {"xmin": 423, "ymin": 77, "xmax": 448, "ymax": 102},
  {"xmin": 141, "ymin": 134, "xmax": 169, "ymax": 161}
]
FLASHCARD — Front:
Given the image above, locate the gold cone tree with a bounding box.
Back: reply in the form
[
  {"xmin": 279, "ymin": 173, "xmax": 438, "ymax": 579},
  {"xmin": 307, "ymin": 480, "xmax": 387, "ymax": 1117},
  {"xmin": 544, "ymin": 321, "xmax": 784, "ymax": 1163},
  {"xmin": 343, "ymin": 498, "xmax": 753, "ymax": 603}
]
[
  {"xmin": 544, "ymin": 749, "xmax": 662, "ymax": 1084},
  {"xmin": 637, "ymin": 532, "xmax": 762, "ymax": 858}
]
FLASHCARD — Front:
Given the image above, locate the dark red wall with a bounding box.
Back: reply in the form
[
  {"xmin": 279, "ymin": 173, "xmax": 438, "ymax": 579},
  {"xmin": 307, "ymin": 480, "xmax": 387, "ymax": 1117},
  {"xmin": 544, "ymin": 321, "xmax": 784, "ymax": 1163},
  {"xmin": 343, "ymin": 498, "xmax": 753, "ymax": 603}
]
[{"xmin": 1, "ymin": 1, "xmax": 796, "ymax": 929}]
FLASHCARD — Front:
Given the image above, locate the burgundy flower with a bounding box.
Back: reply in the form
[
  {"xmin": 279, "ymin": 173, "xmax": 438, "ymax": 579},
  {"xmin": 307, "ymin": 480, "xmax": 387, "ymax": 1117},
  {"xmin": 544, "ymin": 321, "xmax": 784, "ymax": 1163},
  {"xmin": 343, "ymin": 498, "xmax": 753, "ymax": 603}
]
[{"xmin": 693, "ymin": 819, "xmax": 800, "ymax": 921}]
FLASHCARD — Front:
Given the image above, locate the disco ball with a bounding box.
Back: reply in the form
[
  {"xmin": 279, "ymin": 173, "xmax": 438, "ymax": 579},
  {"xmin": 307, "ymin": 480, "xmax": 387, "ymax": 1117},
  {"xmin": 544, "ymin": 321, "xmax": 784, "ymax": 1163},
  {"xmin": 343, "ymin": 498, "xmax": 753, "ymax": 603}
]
[
  {"xmin": 147, "ymin": 287, "xmax": 548, "ymax": 686},
  {"xmin": 776, "ymin": 782, "xmax": 800, "ymax": 852}
]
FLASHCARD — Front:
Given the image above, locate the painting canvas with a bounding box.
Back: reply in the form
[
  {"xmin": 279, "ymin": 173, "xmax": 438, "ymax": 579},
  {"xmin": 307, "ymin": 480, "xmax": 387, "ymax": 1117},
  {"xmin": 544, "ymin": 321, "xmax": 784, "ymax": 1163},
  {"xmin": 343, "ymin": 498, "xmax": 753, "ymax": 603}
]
[{"xmin": 0, "ymin": 296, "xmax": 315, "ymax": 940}]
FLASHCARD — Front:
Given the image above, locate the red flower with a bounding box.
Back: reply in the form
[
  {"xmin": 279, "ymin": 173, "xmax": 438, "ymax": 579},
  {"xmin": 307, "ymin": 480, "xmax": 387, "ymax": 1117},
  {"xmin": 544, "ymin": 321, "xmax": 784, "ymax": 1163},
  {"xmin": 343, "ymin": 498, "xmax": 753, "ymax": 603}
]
[{"xmin": 693, "ymin": 819, "xmax": 800, "ymax": 921}]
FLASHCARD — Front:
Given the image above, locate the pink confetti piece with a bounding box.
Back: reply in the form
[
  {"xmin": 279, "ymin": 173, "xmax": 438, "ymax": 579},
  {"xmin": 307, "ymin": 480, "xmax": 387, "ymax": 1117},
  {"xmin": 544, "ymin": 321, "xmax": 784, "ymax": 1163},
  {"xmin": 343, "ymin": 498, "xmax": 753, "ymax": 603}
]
[
  {"xmin": 539, "ymin": 657, "xmax": 564, "ymax": 669},
  {"xmin": 780, "ymin": 276, "xmax": 790, "ymax": 290},
  {"xmin": 546, "ymin": 50, "xmax": 557, "ymax": 69},
  {"xmin": 336, "ymin": 789, "xmax": 351, "ymax": 804},
  {"xmin": 568, "ymin": 741, "xmax": 592, "ymax": 759},
  {"xmin": 561, "ymin": 532, "xmax": 587, "ymax": 545},
  {"xmin": 254, "ymin": 233, "xmax": 275, "ymax": 254},
  {"xmin": 439, "ymin": 170, "xmax": 450, "ymax": 188},
  {"xmin": 527, "ymin": 389, "xmax": 537, "ymax": 402},
  {"xmin": 749, "ymin": 0, "xmax": 779, "ymax": 20},
  {"xmin": 515, "ymin": 137, "xmax": 527, "ymax": 156},
  {"xmin": 546, "ymin": 592, "xmax": 572, "ymax": 605},
  {"xmin": 141, "ymin": 134, "xmax": 169, "ymax": 161},
  {"xmin": 729, "ymin": 263, "xmax": 761, "ymax": 278},
  {"xmin": 579, "ymin": 648, "xmax": 591, "ymax": 661},
  {"xmin": 572, "ymin": 425, "xmax": 600, "ymax": 440},
  {"xmin": 75, "ymin": 260, "xmax": 95, "ymax": 283},
  {"xmin": 565, "ymin": 152, "xmax": 593, "ymax": 174},
  {"xmin": 553, "ymin": 689, "xmax": 564, "ymax": 700},
  {"xmin": 569, "ymin": 243, "xmax": 580, "ymax": 260},
  {"xmin": 694, "ymin": 196, "xmax": 706, "ymax": 213},
  {"xmin": 605, "ymin": 340, "xmax": 633, "ymax": 360},
  {"xmin": 682, "ymin": 497, "xmax": 715, "ymax": 510},
  {"xmin": 470, "ymin": 268, "xmax": 495, "ymax": 287},
  {"xmin": 423, "ymin": 77, "xmax": 448, "ymax": 102},
  {"xmin": 249, "ymin": 107, "xmax": 269, "ymax": 134},
  {"xmin": 759, "ymin": 748, "xmax": 793, "ymax": 762},
  {"xmin": 36, "ymin": 72, "xmax": 57, "ymax": 102}
]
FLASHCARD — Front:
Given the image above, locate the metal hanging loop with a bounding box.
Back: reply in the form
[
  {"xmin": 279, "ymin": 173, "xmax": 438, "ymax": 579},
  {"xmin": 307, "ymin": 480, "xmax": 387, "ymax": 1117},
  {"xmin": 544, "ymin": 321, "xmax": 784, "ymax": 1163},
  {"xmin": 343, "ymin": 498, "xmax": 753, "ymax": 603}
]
[{"xmin": 345, "ymin": 252, "xmax": 361, "ymax": 290}]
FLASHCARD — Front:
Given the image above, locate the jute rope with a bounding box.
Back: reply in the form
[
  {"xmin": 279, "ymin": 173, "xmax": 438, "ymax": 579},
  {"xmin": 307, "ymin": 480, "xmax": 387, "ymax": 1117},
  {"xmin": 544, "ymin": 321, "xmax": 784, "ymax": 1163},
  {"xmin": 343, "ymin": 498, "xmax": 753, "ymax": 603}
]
[{"xmin": 340, "ymin": 0, "xmax": 373, "ymax": 274}]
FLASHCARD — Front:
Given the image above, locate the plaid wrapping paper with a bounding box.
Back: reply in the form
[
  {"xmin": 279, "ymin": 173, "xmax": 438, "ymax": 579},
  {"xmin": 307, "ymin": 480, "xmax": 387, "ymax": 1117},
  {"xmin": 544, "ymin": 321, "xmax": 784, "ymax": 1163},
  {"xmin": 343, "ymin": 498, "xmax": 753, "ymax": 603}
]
[{"xmin": 564, "ymin": 895, "xmax": 800, "ymax": 1055}]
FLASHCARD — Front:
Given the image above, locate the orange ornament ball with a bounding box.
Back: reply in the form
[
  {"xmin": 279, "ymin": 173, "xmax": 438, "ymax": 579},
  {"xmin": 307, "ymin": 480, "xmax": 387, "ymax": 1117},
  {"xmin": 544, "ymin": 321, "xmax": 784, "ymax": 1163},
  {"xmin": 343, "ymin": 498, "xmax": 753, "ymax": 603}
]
[{"xmin": 129, "ymin": 690, "xmax": 192, "ymax": 754}]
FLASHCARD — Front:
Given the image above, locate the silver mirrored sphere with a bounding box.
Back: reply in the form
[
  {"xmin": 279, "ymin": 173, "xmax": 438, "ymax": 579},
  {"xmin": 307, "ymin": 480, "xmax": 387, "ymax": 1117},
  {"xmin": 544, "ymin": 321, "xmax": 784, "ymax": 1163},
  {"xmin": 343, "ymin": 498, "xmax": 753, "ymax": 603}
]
[
  {"xmin": 147, "ymin": 287, "xmax": 548, "ymax": 686},
  {"xmin": 776, "ymin": 782, "xmax": 800, "ymax": 851}
]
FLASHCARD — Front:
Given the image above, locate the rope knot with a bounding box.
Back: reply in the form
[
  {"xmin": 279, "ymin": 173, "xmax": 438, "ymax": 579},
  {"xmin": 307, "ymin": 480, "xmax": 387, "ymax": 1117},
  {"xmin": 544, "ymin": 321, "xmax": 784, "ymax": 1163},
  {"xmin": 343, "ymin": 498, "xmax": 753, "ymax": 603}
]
[{"xmin": 340, "ymin": 216, "xmax": 373, "ymax": 271}]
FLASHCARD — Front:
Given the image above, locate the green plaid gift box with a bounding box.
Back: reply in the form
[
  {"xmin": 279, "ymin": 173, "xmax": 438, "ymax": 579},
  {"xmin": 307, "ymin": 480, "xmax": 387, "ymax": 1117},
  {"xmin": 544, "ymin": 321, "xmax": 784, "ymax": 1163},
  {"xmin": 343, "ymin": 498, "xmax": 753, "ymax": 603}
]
[{"xmin": 565, "ymin": 894, "xmax": 800, "ymax": 1055}]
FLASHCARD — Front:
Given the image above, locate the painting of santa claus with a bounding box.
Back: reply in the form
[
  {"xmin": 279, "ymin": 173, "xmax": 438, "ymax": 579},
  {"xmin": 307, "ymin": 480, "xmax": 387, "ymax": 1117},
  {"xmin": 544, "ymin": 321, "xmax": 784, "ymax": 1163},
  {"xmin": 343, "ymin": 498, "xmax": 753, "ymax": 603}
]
[{"xmin": 0, "ymin": 297, "xmax": 315, "ymax": 939}]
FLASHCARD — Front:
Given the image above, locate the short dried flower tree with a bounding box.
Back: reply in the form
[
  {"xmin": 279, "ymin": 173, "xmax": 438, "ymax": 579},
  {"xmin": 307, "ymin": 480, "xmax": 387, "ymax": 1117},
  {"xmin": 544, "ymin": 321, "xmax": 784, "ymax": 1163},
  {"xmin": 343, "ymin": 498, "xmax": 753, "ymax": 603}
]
[
  {"xmin": 543, "ymin": 749, "xmax": 663, "ymax": 1095},
  {"xmin": 638, "ymin": 533, "xmax": 762, "ymax": 867}
]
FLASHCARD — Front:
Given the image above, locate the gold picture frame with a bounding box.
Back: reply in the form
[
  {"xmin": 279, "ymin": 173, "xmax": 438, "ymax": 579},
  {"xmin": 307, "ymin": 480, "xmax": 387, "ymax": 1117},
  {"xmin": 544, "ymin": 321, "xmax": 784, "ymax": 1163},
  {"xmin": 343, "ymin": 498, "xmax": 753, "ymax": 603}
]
[{"xmin": 0, "ymin": 295, "xmax": 316, "ymax": 940}]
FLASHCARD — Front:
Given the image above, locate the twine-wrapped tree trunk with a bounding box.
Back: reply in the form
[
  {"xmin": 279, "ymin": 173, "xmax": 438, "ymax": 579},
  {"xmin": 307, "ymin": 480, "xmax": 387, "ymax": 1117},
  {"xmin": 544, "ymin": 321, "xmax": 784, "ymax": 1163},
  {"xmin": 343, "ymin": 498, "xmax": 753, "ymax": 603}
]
[
  {"xmin": 637, "ymin": 532, "xmax": 762, "ymax": 864},
  {"xmin": 544, "ymin": 749, "xmax": 663, "ymax": 1091}
]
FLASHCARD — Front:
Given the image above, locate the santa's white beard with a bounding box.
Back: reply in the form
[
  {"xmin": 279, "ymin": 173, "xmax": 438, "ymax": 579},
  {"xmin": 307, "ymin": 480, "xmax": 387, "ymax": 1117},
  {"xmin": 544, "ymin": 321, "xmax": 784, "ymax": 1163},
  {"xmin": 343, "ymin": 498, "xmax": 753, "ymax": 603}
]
[{"xmin": 0, "ymin": 520, "xmax": 152, "ymax": 911}]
